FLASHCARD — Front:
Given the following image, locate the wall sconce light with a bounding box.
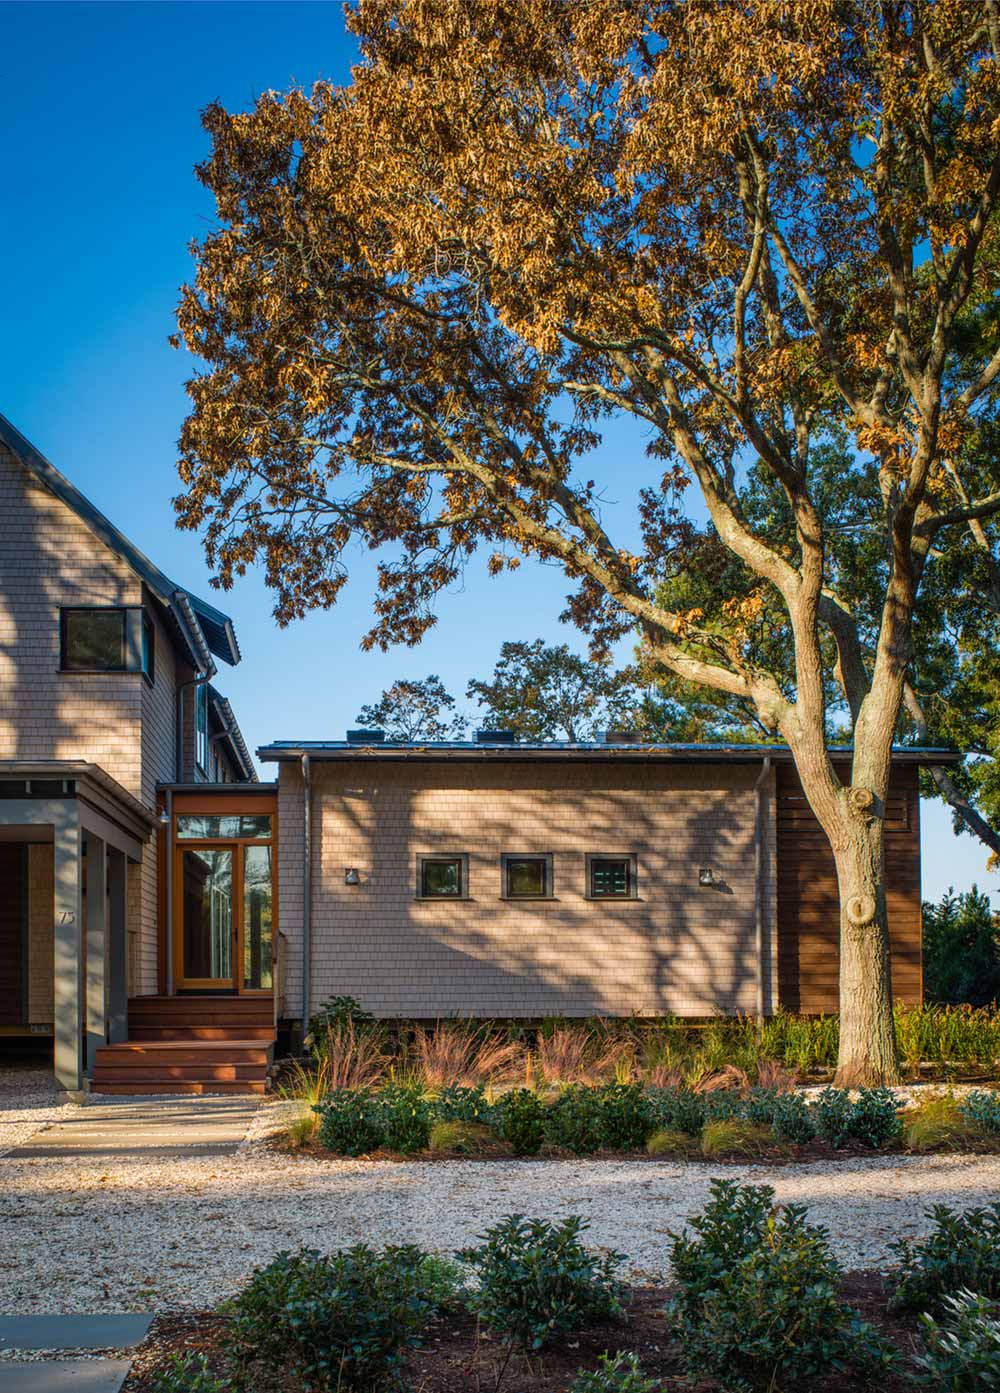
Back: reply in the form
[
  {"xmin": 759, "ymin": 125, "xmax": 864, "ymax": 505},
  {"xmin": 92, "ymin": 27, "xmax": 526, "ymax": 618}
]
[
  {"xmin": 344, "ymin": 867, "xmax": 361, "ymax": 886},
  {"xmin": 698, "ymin": 867, "xmax": 716, "ymax": 887},
  {"xmin": 158, "ymin": 808, "xmax": 171, "ymax": 826}
]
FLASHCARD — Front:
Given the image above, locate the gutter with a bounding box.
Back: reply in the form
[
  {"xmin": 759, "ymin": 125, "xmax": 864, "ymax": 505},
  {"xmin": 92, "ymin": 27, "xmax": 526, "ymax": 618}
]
[
  {"xmin": 301, "ymin": 753, "xmax": 312, "ymax": 1031},
  {"xmin": 753, "ymin": 755, "xmax": 772, "ymax": 1020}
]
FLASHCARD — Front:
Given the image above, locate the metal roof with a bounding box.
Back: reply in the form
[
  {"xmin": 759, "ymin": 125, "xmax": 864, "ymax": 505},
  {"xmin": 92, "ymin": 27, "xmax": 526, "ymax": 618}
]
[
  {"xmin": 208, "ymin": 685, "xmax": 258, "ymax": 783},
  {"xmin": 0, "ymin": 412, "xmax": 240, "ymax": 671},
  {"xmin": 257, "ymin": 739, "xmax": 961, "ymax": 764}
]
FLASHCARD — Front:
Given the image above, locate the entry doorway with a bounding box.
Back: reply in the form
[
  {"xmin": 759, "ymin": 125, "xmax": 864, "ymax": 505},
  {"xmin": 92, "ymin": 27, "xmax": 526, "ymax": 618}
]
[{"xmin": 172, "ymin": 810, "xmax": 275, "ymax": 993}]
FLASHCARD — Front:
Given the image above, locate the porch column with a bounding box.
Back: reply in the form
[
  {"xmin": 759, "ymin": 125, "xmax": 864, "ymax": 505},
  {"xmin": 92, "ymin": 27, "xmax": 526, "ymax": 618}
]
[
  {"xmin": 107, "ymin": 847, "xmax": 128, "ymax": 1043},
  {"xmin": 53, "ymin": 808, "xmax": 83, "ymax": 1094},
  {"xmin": 85, "ymin": 833, "xmax": 107, "ymax": 1073}
]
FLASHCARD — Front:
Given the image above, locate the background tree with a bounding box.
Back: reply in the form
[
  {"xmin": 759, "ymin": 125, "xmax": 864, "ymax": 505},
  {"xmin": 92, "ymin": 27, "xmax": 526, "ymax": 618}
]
[
  {"xmin": 923, "ymin": 887, "xmax": 1000, "ymax": 1007},
  {"xmin": 467, "ymin": 639, "xmax": 641, "ymax": 741},
  {"xmin": 175, "ymin": 0, "xmax": 1000, "ymax": 1084},
  {"xmin": 356, "ymin": 675, "xmax": 467, "ymax": 741}
]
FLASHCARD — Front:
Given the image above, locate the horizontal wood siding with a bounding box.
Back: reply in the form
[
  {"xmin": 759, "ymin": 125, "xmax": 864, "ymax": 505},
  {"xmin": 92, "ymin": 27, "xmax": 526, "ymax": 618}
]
[{"xmin": 776, "ymin": 762, "xmax": 922, "ymax": 1013}]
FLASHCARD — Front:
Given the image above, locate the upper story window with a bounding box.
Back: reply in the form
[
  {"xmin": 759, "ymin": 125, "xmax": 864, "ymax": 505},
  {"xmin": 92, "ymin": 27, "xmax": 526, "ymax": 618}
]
[
  {"xmin": 502, "ymin": 853, "xmax": 553, "ymax": 899},
  {"xmin": 587, "ymin": 853, "xmax": 637, "ymax": 900},
  {"xmin": 60, "ymin": 606, "xmax": 154, "ymax": 681},
  {"xmin": 61, "ymin": 608, "xmax": 126, "ymax": 671},
  {"xmin": 417, "ymin": 854, "xmax": 467, "ymax": 899},
  {"xmin": 195, "ymin": 683, "xmax": 210, "ymax": 775}
]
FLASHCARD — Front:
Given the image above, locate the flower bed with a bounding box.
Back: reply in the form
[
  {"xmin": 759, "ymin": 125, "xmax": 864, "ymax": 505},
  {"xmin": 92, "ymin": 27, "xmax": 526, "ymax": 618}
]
[
  {"xmin": 123, "ymin": 1189, "xmax": 1000, "ymax": 1393},
  {"xmin": 285, "ymin": 1079, "xmax": 1000, "ymax": 1163}
]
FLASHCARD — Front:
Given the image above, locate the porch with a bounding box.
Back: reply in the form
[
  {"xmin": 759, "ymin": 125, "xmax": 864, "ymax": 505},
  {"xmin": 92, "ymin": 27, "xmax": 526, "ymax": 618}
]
[{"xmin": 0, "ymin": 761, "xmax": 155, "ymax": 1094}]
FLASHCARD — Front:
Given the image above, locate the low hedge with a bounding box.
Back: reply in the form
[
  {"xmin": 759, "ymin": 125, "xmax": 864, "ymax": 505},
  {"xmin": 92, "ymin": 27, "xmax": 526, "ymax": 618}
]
[{"xmin": 309, "ymin": 1081, "xmax": 1000, "ymax": 1158}]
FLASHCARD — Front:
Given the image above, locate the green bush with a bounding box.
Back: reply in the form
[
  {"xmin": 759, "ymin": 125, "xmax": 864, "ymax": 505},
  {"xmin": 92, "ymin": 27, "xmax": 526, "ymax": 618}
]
[
  {"xmin": 810, "ymin": 1086, "xmax": 901, "ymax": 1149},
  {"xmin": 810, "ymin": 1087, "xmax": 856, "ymax": 1147},
  {"xmin": 961, "ymin": 1089, "xmax": 1000, "ymax": 1135},
  {"xmin": 569, "ymin": 1351, "xmax": 659, "ymax": 1393},
  {"xmin": 376, "ymin": 1084, "xmax": 433, "ymax": 1153},
  {"xmin": 769, "ymin": 1091, "xmax": 816, "ymax": 1144},
  {"xmin": 228, "ymin": 1244, "xmax": 437, "ymax": 1392},
  {"xmin": 494, "ymin": 1088, "xmax": 546, "ymax": 1157},
  {"xmin": 595, "ymin": 1083, "xmax": 654, "ymax": 1150},
  {"xmin": 914, "ymin": 1289, "xmax": 1000, "ymax": 1391},
  {"xmin": 546, "ymin": 1085, "xmax": 604, "ymax": 1153},
  {"xmin": 646, "ymin": 1086, "xmax": 705, "ymax": 1137},
  {"xmin": 307, "ymin": 994, "xmax": 375, "ymax": 1044},
  {"xmin": 890, "ymin": 1203, "xmax": 1000, "ymax": 1314},
  {"xmin": 150, "ymin": 1352, "xmax": 231, "ymax": 1393},
  {"xmin": 316, "ymin": 1090, "xmax": 384, "ymax": 1155},
  {"xmin": 667, "ymin": 1180, "xmax": 894, "ymax": 1392},
  {"xmin": 433, "ymin": 1084, "xmax": 495, "ymax": 1125},
  {"xmin": 459, "ymin": 1214, "xmax": 624, "ymax": 1351}
]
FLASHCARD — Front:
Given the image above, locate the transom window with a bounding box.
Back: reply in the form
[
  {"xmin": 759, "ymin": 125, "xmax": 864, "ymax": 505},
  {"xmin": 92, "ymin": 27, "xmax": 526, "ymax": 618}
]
[
  {"xmin": 176, "ymin": 813, "xmax": 272, "ymax": 840},
  {"xmin": 502, "ymin": 854, "xmax": 553, "ymax": 899},
  {"xmin": 587, "ymin": 853, "xmax": 637, "ymax": 899},
  {"xmin": 418, "ymin": 854, "xmax": 466, "ymax": 899}
]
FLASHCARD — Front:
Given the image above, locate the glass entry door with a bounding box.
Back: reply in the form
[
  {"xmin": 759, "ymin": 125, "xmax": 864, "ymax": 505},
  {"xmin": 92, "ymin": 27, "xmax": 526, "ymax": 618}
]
[{"xmin": 173, "ymin": 833, "xmax": 274, "ymax": 992}]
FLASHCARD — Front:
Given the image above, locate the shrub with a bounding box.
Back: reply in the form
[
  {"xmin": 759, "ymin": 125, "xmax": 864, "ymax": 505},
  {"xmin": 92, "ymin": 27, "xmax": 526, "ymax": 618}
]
[
  {"xmin": 700, "ymin": 1119, "xmax": 776, "ymax": 1157},
  {"xmin": 376, "ymin": 1083, "xmax": 433, "ymax": 1153},
  {"xmin": 228, "ymin": 1244, "xmax": 436, "ymax": 1392},
  {"xmin": 494, "ymin": 1088, "xmax": 546, "ymax": 1157},
  {"xmin": 595, "ymin": 1083, "xmax": 653, "ymax": 1150},
  {"xmin": 961, "ymin": 1089, "xmax": 1000, "ymax": 1135},
  {"xmin": 769, "ymin": 1091, "xmax": 816, "ymax": 1144},
  {"xmin": 850, "ymin": 1087, "xmax": 903, "ymax": 1148},
  {"xmin": 646, "ymin": 1127, "xmax": 698, "ymax": 1157},
  {"xmin": 810, "ymin": 1086, "xmax": 856, "ymax": 1147},
  {"xmin": 432, "ymin": 1084, "xmax": 495, "ymax": 1125},
  {"xmin": 914, "ymin": 1289, "xmax": 1000, "ymax": 1391},
  {"xmin": 646, "ymin": 1086, "xmax": 705, "ymax": 1137},
  {"xmin": 316, "ymin": 1090, "xmax": 383, "ymax": 1155},
  {"xmin": 459, "ymin": 1214, "xmax": 624, "ymax": 1352},
  {"xmin": 906, "ymin": 1094, "xmax": 982, "ymax": 1153},
  {"xmin": 667, "ymin": 1180, "xmax": 895, "ymax": 1392},
  {"xmin": 546, "ymin": 1085, "xmax": 604, "ymax": 1153},
  {"xmin": 307, "ymin": 994, "xmax": 374, "ymax": 1043},
  {"xmin": 890, "ymin": 1203, "xmax": 1000, "ymax": 1314},
  {"xmin": 150, "ymin": 1352, "xmax": 231, "ymax": 1393},
  {"xmin": 569, "ymin": 1352, "xmax": 659, "ymax": 1393},
  {"xmin": 428, "ymin": 1119, "xmax": 494, "ymax": 1154}
]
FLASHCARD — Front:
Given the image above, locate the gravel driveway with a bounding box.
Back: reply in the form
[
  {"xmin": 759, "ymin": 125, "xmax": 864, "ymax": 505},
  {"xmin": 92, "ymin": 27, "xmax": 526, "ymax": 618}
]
[{"xmin": 4, "ymin": 1083, "xmax": 1000, "ymax": 1314}]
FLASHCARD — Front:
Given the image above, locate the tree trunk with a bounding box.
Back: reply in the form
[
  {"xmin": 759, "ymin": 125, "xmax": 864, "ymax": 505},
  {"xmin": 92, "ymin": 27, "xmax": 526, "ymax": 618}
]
[{"xmin": 831, "ymin": 810, "xmax": 900, "ymax": 1087}]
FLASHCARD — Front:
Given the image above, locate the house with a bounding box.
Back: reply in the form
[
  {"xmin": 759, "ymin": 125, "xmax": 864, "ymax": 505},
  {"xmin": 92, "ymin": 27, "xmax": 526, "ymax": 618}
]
[
  {"xmin": 257, "ymin": 731, "xmax": 938, "ymax": 1029},
  {"xmin": 0, "ymin": 415, "xmax": 273, "ymax": 1094},
  {"xmin": 0, "ymin": 413, "xmax": 956, "ymax": 1097}
]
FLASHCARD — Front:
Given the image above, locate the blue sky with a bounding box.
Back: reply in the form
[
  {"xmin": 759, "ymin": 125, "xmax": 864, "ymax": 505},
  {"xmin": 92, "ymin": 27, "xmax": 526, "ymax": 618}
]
[{"xmin": 0, "ymin": 0, "xmax": 993, "ymax": 903}]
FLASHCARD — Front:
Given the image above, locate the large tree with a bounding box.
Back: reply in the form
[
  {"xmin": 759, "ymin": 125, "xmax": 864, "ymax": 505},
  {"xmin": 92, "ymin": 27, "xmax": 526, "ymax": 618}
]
[
  {"xmin": 356, "ymin": 674, "xmax": 467, "ymax": 740},
  {"xmin": 174, "ymin": 0, "xmax": 1000, "ymax": 1084},
  {"xmin": 467, "ymin": 638, "xmax": 641, "ymax": 740}
]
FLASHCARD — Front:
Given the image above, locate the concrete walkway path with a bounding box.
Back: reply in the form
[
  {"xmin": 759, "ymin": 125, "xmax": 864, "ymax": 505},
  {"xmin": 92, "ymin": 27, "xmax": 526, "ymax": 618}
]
[{"xmin": 11, "ymin": 1095, "xmax": 260, "ymax": 1160}]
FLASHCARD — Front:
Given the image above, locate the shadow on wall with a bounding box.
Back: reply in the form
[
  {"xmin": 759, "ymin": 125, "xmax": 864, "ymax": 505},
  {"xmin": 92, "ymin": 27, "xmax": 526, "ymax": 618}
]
[{"xmin": 309, "ymin": 762, "xmax": 771, "ymax": 1019}]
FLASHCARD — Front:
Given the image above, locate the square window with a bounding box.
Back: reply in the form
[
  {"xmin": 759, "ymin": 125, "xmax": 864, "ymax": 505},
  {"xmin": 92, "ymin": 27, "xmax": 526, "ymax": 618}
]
[
  {"xmin": 503, "ymin": 854, "xmax": 553, "ymax": 898},
  {"xmin": 418, "ymin": 855, "xmax": 465, "ymax": 898},
  {"xmin": 587, "ymin": 854, "xmax": 636, "ymax": 899},
  {"xmin": 61, "ymin": 609, "xmax": 126, "ymax": 671}
]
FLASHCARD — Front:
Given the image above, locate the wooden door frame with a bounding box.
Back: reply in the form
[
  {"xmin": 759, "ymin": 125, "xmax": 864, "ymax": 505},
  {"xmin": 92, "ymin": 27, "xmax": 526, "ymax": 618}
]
[{"xmin": 172, "ymin": 838, "xmax": 277, "ymax": 995}]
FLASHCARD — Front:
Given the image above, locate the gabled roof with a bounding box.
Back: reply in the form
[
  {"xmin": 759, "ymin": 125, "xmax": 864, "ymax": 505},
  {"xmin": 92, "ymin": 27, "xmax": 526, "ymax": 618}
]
[
  {"xmin": 208, "ymin": 685, "xmax": 257, "ymax": 783},
  {"xmin": 0, "ymin": 412, "xmax": 240, "ymax": 672}
]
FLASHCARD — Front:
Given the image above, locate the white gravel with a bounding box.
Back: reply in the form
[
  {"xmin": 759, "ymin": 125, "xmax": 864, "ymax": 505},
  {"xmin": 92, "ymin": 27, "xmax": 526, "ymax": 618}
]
[
  {"xmin": 0, "ymin": 1066, "xmax": 84, "ymax": 1157},
  {"xmin": 3, "ymin": 1092, "xmax": 1000, "ymax": 1314}
]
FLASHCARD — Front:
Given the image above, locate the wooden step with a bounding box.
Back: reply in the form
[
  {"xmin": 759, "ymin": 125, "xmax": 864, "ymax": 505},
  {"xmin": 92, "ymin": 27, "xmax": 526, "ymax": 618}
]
[
  {"xmin": 129, "ymin": 1025, "xmax": 276, "ymax": 1042},
  {"xmin": 93, "ymin": 1041, "xmax": 271, "ymax": 1065},
  {"xmin": 91, "ymin": 1080, "xmax": 267, "ymax": 1096}
]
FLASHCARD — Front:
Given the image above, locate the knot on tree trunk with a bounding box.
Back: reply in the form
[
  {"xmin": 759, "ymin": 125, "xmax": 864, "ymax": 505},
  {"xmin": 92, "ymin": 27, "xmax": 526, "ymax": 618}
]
[
  {"xmin": 845, "ymin": 893, "xmax": 877, "ymax": 928},
  {"xmin": 847, "ymin": 785, "xmax": 876, "ymax": 817}
]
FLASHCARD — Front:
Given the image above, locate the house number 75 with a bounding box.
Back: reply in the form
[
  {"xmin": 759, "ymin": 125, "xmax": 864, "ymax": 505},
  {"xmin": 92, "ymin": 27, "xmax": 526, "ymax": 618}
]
[{"xmin": 58, "ymin": 911, "xmax": 76, "ymax": 926}]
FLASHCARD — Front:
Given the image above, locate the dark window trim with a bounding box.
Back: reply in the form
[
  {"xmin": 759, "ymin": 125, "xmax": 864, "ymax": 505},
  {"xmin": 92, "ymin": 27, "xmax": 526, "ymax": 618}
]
[
  {"xmin": 141, "ymin": 609, "xmax": 155, "ymax": 687},
  {"xmin": 195, "ymin": 683, "xmax": 210, "ymax": 776},
  {"xmin": 416, "ymin": 852, "xmax": 469, "ymax": 900},
  {"xmin": 59, "ymin": 606, "xmax": 128, "ymax": 673},
  {"xmin": 585, "ymin": 852, "xmax": 638, "ymax": 900},
  {"xmin": 501, "ymin": 852, "xmax": 554, "ymax": 900}
]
